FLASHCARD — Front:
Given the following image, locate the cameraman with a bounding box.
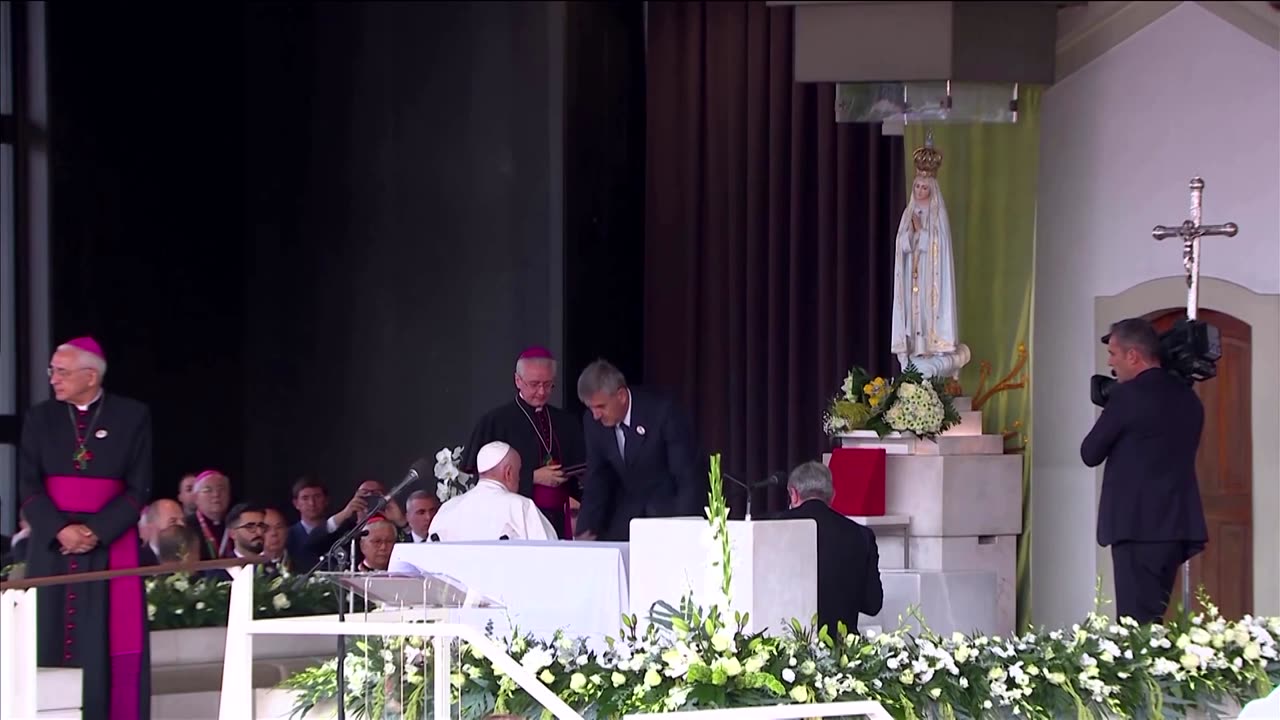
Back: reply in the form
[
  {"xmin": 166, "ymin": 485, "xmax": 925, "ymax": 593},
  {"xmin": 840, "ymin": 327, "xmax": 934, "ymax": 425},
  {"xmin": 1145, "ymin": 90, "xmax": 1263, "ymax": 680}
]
[{"xmin": 1081, "ymin": 318, "xmax": 1208, "ymax": 624}]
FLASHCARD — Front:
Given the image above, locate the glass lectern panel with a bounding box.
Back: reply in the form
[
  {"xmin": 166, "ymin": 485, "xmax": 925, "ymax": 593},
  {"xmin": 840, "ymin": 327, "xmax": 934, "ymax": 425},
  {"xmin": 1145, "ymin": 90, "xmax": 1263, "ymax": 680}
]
[{"xmin": 316, "ymin": 570, "xmax": 501, "ymax": 609}]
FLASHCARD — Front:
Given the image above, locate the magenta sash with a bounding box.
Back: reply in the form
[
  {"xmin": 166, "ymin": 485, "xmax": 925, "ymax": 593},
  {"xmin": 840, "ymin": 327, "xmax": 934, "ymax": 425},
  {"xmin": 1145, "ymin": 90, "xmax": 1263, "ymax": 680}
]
[
  {"xmin": 46, "ymin": 476, "xmax": 143, "ymax": 720},
  {"xmin": 532, "ymin": 483, "xmax": 573, "ymax": 539}
]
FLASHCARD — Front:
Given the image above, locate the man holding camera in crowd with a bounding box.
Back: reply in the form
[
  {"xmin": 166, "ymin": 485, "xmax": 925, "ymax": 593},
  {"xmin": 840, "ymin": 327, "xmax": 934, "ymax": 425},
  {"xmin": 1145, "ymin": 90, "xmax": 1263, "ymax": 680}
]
[{"xmin": 1081, "ymin": 318, "xmax": 1208, "ymax": 624}]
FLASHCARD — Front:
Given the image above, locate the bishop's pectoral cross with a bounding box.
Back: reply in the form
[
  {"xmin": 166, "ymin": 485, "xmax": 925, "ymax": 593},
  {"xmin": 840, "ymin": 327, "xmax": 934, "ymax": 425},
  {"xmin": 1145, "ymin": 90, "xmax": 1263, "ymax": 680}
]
[{"xmin": 1151, "ymin": 177, "xmax": 1238, "ymax": 320}]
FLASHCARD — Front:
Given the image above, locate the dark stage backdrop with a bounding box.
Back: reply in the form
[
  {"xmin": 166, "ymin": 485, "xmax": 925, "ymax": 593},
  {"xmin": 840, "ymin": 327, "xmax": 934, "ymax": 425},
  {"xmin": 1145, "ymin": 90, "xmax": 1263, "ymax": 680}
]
[
  {"xmin": 644, "ymin": 2, "xmax": 905, "ymax": 516},
  {"xmin": 241, "ymin": 2, "xmax": 565, "ymax": 499},
  {"xmin": 45, "ymin": 2, "xmax": 647, "ymax": 507},
  {"xmin": 47, "ymin": 4, "xmax": 250, "ymax": 498}
]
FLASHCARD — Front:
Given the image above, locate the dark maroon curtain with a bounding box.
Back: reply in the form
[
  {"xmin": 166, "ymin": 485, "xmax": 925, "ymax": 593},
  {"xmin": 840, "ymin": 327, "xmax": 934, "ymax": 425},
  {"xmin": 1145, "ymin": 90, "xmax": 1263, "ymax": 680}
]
[{"xmin": 644, "ymin": 1, "xmax": 905, "ymax": 515}]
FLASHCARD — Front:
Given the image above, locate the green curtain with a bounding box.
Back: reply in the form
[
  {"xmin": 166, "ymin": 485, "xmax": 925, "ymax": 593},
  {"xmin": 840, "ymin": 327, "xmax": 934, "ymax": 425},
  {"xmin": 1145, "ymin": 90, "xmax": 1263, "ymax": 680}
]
[{"xmin": 904, "ymin": 86, "xmax": 1042, "ymax": 631}]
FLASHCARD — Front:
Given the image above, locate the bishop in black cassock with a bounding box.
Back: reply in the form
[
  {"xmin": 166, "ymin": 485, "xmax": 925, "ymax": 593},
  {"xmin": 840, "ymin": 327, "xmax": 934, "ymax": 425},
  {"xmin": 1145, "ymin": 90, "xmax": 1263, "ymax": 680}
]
[
  {"xmin": 462, "ymin": 347, "xmax": 585, "ymax": 538},
  {"xmin": 19, "ymin": 337, "xmax": 152, "ymax": 720}
]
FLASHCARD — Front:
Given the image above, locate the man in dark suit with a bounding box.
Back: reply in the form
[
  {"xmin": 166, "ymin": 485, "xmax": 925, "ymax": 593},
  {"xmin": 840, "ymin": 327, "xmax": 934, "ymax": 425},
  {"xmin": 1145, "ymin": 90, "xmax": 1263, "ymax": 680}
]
[
  {"xmin": 1081, "ymin": 317, "xmax": 1208, "ymax": 624},
  {"xmin": 574, "ymin": 359, "xmax": 703, "ymax": 542},
  {"xmin": 779, "ymin": 461, "xmax": 882, "ymax": 636}
]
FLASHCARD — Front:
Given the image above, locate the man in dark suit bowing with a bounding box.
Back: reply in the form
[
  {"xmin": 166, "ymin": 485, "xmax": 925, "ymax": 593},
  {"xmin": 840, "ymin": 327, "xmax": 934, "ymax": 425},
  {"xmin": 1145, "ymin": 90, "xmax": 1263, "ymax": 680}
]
[
  {"xmin": 779, "ymin": 461, "xmax": 883, "ymax": 636},
  {"xmin": 1082, "ymin": 318, "xmax": 1208, "ymax": 624},
  {"xmin": 574, "ymin": 359, "xmax": 703, "ymax": 541}
]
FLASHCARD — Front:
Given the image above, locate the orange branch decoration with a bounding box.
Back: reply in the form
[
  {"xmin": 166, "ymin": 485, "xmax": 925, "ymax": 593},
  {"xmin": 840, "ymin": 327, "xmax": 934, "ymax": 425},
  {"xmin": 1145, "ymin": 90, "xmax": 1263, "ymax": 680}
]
[
  {"xmin": 971, "ymin": 342, "xmax": 1029, "ymax": 412},
  {"xmin": 1001, "ymin": 420, "xmax": 1027, "ymax": 454}
]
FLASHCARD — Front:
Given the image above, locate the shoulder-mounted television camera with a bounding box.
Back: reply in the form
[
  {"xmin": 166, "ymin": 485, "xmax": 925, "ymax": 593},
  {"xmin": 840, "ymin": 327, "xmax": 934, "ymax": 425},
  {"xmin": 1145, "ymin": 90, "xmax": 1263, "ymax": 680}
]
[{"xmin": 1090, "ymin": 318, "xmax": 1221, "ymax": 407}]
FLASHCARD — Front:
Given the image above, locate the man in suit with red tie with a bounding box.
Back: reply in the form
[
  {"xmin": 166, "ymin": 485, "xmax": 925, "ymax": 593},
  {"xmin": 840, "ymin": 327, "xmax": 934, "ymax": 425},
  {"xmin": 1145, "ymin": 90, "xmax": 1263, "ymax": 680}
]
[{"xmin": 574, "ymin": 360, "xmax": 703, "ymax": 542}]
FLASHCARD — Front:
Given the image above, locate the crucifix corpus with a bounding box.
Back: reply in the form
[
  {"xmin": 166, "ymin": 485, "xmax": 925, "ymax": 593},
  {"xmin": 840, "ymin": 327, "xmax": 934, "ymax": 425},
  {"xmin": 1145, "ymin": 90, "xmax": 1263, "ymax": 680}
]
[
  {"xmin": 1150, "ymin": 176, "xmax": 1239, "ymax": 613},
  {"xmin": 1151, "ymin": 177, "xmax": 1238, "ymax": 321}
]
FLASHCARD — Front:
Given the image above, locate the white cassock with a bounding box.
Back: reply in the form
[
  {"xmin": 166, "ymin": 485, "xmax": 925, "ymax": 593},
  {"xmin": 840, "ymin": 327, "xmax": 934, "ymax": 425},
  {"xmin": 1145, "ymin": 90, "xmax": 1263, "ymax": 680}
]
[
  {"xmin": 429, "ymin": 478, "xmax": 557, "ymax": 542},
  {"xmin": 890, "ymin": 175, "xmax": 960, "ymax": 372}
]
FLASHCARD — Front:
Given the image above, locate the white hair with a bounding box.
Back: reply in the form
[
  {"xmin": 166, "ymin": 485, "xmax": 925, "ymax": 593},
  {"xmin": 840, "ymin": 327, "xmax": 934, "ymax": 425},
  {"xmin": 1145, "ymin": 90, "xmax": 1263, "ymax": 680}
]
[
  {"xmin": 788, "ymin": 461, "xmax": 834, "ymax": 503},
  {"xmin": 57, "ymin": 344, "xmax": 108, "ymax": 377},
  {"xmin": 515, "ymin": 357, "xmax": 557, "ymax": 377}
]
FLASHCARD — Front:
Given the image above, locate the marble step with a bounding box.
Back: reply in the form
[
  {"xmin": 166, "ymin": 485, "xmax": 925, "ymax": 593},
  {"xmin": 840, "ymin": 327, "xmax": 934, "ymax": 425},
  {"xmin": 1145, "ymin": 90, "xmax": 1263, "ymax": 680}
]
[
  {"xmin": 874, "ymin": 534, "xmax": 1018, "ymax": 636},
  {"xmin": 885, "ymin": 454, "xmax": 1024, "ymax": 537},
  {"xmin": 836, "ymin": 431, "xmax": 1004, "ymax": 455},
  {"xmin": 38, "ymin": 666, "xmax": 82, "ymax": 713},
  {"xmin": 946, "ymin": 409, "xmax": 984, "ymax": 436},
  {"xmin": 152, "ymin": 687, "xmax": 312, "ymax": 720}
]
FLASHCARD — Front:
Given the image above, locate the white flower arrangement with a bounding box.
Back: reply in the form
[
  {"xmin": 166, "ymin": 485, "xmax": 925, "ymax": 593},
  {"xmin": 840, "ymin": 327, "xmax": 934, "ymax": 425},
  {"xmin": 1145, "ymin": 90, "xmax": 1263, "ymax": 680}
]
[
  {"xmin": 883, "ymin": 379, "xmax": 947, "ymax": 436},
  {"xmin": 824, "ymin": 364, "xmax": 959, "ymax": 439},
  {"xmin": 433, "ymin": 445, "xmax": 474, "ymax": 502},
  {"xmin": 281, "ymin": 455, "xmax": 1280, "ymax": 718}
]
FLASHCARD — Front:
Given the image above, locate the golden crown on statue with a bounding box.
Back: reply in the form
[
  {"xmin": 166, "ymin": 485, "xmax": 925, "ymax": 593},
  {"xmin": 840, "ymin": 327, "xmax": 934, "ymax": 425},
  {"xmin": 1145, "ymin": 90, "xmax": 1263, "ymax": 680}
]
[{"xmin": 912, "ymin": 141, "xmax": 943, "ymax": 178}]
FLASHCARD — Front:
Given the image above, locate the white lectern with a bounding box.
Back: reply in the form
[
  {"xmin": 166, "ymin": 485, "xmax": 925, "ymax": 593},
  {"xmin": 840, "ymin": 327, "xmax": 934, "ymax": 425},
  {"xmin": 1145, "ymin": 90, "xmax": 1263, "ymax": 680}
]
[{"xmin": 628, "ymin": 518, "xmax": 817, "ymax": 636}]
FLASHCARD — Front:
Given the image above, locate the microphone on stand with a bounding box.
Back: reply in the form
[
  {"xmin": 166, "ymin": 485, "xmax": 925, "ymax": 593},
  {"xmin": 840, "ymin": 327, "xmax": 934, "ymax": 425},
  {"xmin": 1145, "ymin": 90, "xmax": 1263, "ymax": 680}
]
[
  {"xmin": 721, "ymin": 472, "xmax": 784, "ymax": 521},
  {"xmin": 305, "ymin": 457, "xmax": 431, "ymax": 720}
]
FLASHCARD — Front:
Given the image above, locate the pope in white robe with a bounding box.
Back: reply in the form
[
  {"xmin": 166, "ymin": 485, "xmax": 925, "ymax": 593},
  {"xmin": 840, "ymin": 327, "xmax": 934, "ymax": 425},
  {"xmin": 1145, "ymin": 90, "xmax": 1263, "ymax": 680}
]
[
  {"xmin": 890, "ymin": 141, "xmax": 967, "ymax": 378},
  {"xmin": 429, "ymin": 440, "xmax": 557, "ymax": 542}
]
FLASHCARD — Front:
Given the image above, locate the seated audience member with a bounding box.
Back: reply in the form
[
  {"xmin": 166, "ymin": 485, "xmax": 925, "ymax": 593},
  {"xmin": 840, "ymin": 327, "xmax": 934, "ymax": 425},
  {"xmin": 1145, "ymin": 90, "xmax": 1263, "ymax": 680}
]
[
  {"xmin": 154, "ymin": 525, "xmax": 200, "ymax": 565},
  {"xmin": 263, "ymin": 507, "xmax": 290, "ymax": 572},
  {"xmin": 357, "ymin": 515, "xmax": 398, "ymax": 571},
  {"xmin": 138, "ymin": 499, "xmax": 186, "ymax": 566},
  {"xmin": 287, "ymin": 476, "xmax": 334, "ymax": 571},
  {"xmin": 405, "ymin": 490, "xmax": 441, "ymax": 543},
  {"xmin": 429, "ymin": 441, "xmax": 556, "ymax": 542},
  {"xmin": 226, "ymin": 503, "xmax": 268, "ymax": 559},
  {"xmin": 203, "ymin": 502, "xmax": 266, "ymax": 581},
  {"xmin": 177, "ymin": 471, "xmax": 199, "ymax": 515},
  {"xmin": 304, "ymin": 479, "xmax": 409, "ymax": 563},
  {"xmin": 778, "ymin": 460, "xmax": 883, "ymax": 635},
  {"xmin": 187, "ymin": 470, "xmax": 233, "ymax": 559}
]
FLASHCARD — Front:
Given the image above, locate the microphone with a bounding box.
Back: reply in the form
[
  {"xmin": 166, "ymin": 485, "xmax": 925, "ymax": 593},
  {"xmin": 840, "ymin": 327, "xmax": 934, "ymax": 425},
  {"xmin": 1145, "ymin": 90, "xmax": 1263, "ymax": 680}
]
[
  {"xmin": 378, "ymin": 457, "xmax": 432, "ymax": 506},
  {"xmin": 721, "ymin": 472, "xmax": 784, "ymax": 521}
]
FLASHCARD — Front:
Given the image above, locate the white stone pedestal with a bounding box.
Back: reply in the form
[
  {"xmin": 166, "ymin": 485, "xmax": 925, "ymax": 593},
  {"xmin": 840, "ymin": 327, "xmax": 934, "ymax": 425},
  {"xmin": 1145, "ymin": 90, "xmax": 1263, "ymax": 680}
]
[
  {"xmin": 629, "ymin": 518, "xmax": 817, "ymax": 635},
  {"xmin": 863, "ymin": 570, "xmax": 998, "ymax": 637},
  {"xmin": 829, "ymin": 397, "xmax": 1023, "ymax": 635}
]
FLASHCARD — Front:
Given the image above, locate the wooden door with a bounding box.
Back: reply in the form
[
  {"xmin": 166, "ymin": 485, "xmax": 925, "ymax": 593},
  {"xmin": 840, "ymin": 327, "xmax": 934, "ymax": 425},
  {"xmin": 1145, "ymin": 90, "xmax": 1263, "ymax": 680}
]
[{"xmin": 1146, "ymin": 309, "xmax": 1253, "ymax": 620}]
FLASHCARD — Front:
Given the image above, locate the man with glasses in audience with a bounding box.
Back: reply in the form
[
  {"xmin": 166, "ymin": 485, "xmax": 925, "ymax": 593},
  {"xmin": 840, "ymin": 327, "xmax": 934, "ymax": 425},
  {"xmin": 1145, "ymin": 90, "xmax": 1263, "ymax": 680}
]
[
  {"xmin": 357, "ymin": 515, "xmax": 399, "ymax": 571},
  {"xmin": 202, "ymin": 503, "xmax": 267, "ymax": 580},
  {"xmin": 19, "ymin": 336, "xmax": 155, "ymax": 720}
]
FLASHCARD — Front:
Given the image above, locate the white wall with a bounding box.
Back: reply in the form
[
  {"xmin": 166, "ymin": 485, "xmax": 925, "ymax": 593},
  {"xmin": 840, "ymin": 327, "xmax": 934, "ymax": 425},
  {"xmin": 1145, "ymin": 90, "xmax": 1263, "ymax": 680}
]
[{"xmin": 1032, "ymin": 1, "xmax": 1280, "ymax": 629}]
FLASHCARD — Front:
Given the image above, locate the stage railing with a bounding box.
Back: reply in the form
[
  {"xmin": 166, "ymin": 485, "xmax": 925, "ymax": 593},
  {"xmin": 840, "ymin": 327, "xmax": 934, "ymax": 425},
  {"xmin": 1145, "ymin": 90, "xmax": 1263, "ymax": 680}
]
[
  {"xmin": 4, "ymin": 559, "xmax": 892, "ymax": 720},
  {"xmin": 0, "ymin": 557, "xmax": 256, "ymax": 720},
  {"xmin": 218, "ymin": 566, "xmax": 892, "ymax": 720}
]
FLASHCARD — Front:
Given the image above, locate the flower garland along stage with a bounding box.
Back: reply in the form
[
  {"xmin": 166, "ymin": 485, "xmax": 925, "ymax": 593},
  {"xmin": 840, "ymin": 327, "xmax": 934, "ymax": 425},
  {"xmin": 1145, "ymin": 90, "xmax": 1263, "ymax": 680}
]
[
  {"xmin": 824, "ymin": 365, "xmax": 961, "ymax": 440},
  {"xmin": 279, "ymin": 453, "xmax": 1280, "ymax": 719},
  {"xmin": 145, "ymin": 569, "xmax": 368, "ymax": 630}
]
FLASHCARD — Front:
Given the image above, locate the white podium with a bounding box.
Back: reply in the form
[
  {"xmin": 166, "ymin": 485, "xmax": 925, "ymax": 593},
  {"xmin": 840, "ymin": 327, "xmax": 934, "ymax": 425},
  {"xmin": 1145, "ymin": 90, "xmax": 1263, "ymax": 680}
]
[{"xmin": 629, "ymin": 518, "xmax": 816, "ymax": 636}]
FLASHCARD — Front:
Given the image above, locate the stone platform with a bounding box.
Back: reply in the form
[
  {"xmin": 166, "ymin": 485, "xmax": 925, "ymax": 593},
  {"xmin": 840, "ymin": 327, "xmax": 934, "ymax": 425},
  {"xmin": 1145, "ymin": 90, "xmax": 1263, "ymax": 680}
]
[{"xmin": 829, "ymin": 396, "xmax": 1023, "ymax": 634}]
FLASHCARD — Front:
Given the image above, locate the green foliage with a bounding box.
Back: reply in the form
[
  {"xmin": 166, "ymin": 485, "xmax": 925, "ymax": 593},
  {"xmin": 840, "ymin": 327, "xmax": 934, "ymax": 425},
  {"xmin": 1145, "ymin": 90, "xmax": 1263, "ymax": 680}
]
[{"xmin": 145, "ymin": 568, "xmax": 368, "ymax": 630}]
